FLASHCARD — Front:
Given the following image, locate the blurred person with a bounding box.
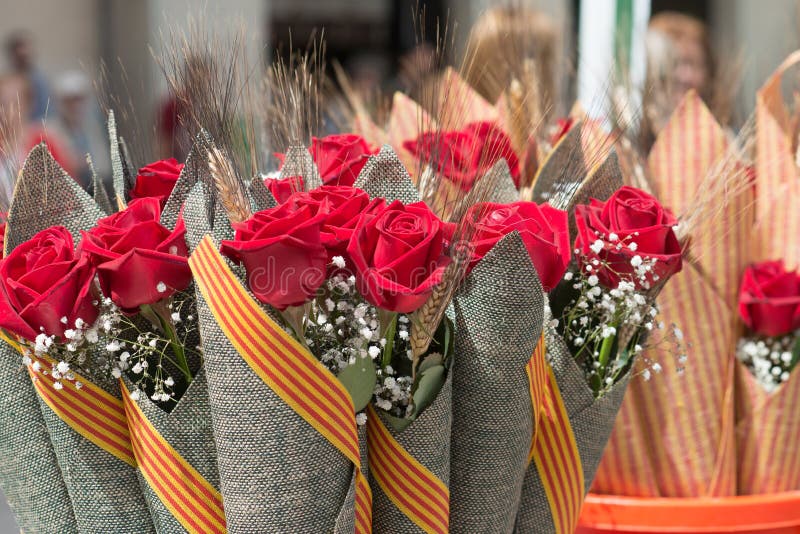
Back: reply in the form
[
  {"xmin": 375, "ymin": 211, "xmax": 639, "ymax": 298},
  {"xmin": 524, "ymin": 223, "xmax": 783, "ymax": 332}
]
[
  {"xmin": 5, "ymin": 30, "xmax": 51, "ymax": 121},
  {"xmin": 50, "ymin": 71, "xmax": 111, "ymax": 192},
  {"xmin": 641, "ymin": 12, "xmax": 719, "ymax": 149},
  {"xmin": 464, "ymin": 6, "xmax": 556, "ymax": 112}
]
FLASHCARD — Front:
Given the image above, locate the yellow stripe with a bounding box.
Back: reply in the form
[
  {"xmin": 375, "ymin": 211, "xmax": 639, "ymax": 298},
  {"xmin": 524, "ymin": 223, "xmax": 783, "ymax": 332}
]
[
  {"xmin": 190, "ymin": 237, "xmax": 372, "ymax": 533},
  {"xmin": 123, "ymin": 384, "xmax": 226, "ymax": 533}
]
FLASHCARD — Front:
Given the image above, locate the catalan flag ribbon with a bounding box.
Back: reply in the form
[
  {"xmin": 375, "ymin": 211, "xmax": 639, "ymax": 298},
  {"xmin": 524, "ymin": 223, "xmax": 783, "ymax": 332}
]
[
  {"xmin": 366, "ymin": 404, "xmax": 449, "ymax": 534},
  {"xmin": 528, "ymin": 334, "xmax": 585, "ymax": 534},
  {"xmin": 122, "ymin": 382, "xmax": 227, "ymax": 533},
  {"xmin": 190, "ymin": 235, "xmax": 372, "ymax": 533}
]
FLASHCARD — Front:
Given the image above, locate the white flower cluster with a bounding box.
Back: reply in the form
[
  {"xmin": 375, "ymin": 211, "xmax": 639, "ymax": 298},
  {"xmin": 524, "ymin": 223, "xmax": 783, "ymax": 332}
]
[
  {"xmin": 736, "ymin": 332, "xmax": 799, "ymax": 392},
  {"xmin": 303, "ymin": 262, "xmax": 415, "ymax": 425}
]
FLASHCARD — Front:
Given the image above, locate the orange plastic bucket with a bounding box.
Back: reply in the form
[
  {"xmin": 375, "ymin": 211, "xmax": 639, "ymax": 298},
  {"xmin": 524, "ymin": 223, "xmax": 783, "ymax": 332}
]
[{"xmin": 577, "ymin": 492, "xmax": 800, "ymax": 534}]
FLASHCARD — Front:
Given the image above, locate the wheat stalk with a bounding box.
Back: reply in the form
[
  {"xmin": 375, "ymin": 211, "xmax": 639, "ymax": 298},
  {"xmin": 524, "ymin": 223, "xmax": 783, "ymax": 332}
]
[{"xmin": 208, "ymin": 147, "xmax": 252, "ymax": 224}]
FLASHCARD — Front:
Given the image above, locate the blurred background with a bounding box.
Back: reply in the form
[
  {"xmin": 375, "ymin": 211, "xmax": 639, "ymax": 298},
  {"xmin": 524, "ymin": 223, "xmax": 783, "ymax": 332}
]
[{"xmin": 0, "ymin": 0, "xmax": 797, "ymax": 530}]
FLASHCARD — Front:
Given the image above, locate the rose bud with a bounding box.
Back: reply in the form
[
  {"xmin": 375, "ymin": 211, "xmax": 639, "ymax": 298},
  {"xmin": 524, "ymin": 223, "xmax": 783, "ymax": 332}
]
[
  {"xmin": 347, "ymin": 200, "xmax": 450, "ymax": 313},
  {"xmin": 79, "ymin": 197, "xmax": 191, "ymax": 313},
  {"xmin": 220, "ymin": 200, "xmax": 329, "ymax": 310},
  {"xmin": 464, "ymin": 201, "xmax": 570, "ymax": 291},
  {"xmin": 574, "ymin": 186, "xmax": 683, "ymax": 289},
  {"xmin": 403, "ymin": 120, "xmax": 521, "ymax": 191},
  {"xmin": 739, "ymin": 261, "xmax": 800, "ymax": 337},
  {"xmin": 0, "ymin": 226, "xmax": 98, "ymax": 340},
  {"xmin": 275, "ymin": 134, "xmax": 376, "ymax": 187},
  {"xmin": 129, "ymin": 158, "xmax": 184, "ymax": 207}
]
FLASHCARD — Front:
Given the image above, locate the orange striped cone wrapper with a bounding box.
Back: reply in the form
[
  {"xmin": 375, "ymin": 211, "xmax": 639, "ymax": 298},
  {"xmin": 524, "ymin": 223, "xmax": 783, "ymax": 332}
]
[
  {"xmin": 0, "ymin": 336, "xmax": 78, "ymax": 533},
  {"xmin": 188, "ymin": 234, "xmax": 371, "ymax": 533},
  {"xmin": 449, "ymin": 232, "xmax": 546, "ymax": 533},
  {"xmin": 6, "ymin": 144, "xmax": 154, "ymax": 532},
  {"xmin": 735, "ymin": 51, "xmax": 800, "ymax": 494},
  {"xmin": 516, "ymin": 329, "xmax": 631, "ymax": 534},
  {"xmin": 593, "ymin": 91, "xmax": 748, "ymax": 497}
]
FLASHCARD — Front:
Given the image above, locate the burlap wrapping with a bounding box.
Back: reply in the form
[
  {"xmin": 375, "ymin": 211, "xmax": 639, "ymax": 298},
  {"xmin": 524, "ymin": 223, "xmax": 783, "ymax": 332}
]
[
  {"xmin": 108, "ymin": 111, "xmax": 135, "ymax": 208},
  {"xmin": 7, "ymin": 144, "xmax": 154, "ymax": 532},
  {"xmin": 122, "ymin": 369, "xmax": 220, "ymax": 533},
  {"xmin": 354, "ymin": 145, "xmax": 421, "ymax": 203},
  {"xmin": 184, "ymin": 182, "xmax": 359, "ymax": 533},
  {"xmin": 248, "ymin": 174, "xmax": 276, "ymax": 211},
  {"xmin": 280, "ymin": 145, "xmax": 322, "ymax": 189},
  {"xmin": 371, "ymin": 375, "xmax": 452, "ymax": 534},
  {"xmin": 480, "ymin": 159, "xmax": 519, "ymax": 204},
  {"xmin": 594, "ymin": 93, "xmax": 743, "ymax": 497},
  {"xmin": 449, "ymin": 232, "xmax": 544, "ymax": 533},
  {"xmin": 531, "ymin": 121, "xmax": 587, "ymax": 205},
  {"xmin": 90, "ymin": 157, "xmax": 114, "ymax": 215},
  {"xmin": 514, "ymin": 329, "xmax": 631, "ymax": 533},
  {"xmin": 0, "ymin": 340, "xmax": 78, "ymax": 533}
]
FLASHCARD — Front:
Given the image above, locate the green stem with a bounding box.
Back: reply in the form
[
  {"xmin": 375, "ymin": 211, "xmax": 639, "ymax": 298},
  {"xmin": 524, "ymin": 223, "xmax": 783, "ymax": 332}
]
[
  {"xmin": 379, "ymin": 312, "xmax": 398, "ymax": 369},
  {"xmin": 142, "ymin": 303, "xmax": 193, "ymax": 384},
  {"xmin": 597, "ymin": 324, "xmax": 617, "ymax": 379}
]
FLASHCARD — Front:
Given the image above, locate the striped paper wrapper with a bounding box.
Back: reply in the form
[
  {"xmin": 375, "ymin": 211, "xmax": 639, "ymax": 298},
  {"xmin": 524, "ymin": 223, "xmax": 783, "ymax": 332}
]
[
  {"xmin": 593, "ymin": 92, "xmax": 748, "ymax": 497},
  {"xmin": 515, "ymin": 329, "xmax": 630, "ymax": 534},
  {"xmin": 0, "ymin": 339, "xmax": 78, "ymax": 533},
  {"xmin": 7, "ymin": 144, "xmax": 154, "ymax": 532},
  {"xmin": 733, "ymin": 51, "xmax": 800, "ymax": 494},
  {"xmin": 387, "ymin": 91, "xmax": 436, "ymax": 180},
  {"xmin": 449, "ymin": 232, "xmax": 545, "ymax": 533}
]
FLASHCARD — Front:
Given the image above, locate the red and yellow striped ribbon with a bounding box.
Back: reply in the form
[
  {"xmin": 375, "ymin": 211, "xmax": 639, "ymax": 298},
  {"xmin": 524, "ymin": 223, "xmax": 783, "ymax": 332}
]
[
  {"xmin": 122, "ymin": 383, "xmax": 226, "ymax": 533},
  {"xmin": 25, "ymin": 352, "xmax": 137, "ymax": 467},
  {"xmin": 528, "ymin": 335, "xmax": 585, "ymax": 534},
  {"xmin": 366, "ymin": 405, "xmax": 449, "ymax": 533},
  {"xmin": 189, "ymin": 236, "xmax": 372, "ymax": 533}
]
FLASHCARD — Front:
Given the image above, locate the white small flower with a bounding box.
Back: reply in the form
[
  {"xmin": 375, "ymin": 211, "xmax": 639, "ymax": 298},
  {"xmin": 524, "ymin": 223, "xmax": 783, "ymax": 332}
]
[
  {"xmin": 563, "ymin": 272, "xmax": 574, "ymax": 281},
  {"xmin": 74, "ymin": 381, "xmax": 83, "ymax": 390},
  {"xmin": 148, "ymin": 339, "xmax": 158, "ymax": 348},
  {"xmin": 590, "ymin": 239, "xmax": 604, "ymax": 254},
  {"xmin": 165, "ymin": 377, "xmax": 175, "ymax": 387},
  {"xmin": 53, "ymin": 381, "xmax": 64, "ymax": 390},
  {"xmin": 674, "ymin": 328, "xmax": 684, "ymax": 341},
  {"xmin": 60, "ymin": 316, "xmax": 68, "ymax": 324},
  {"xmin": 332, "ymin": 256, "xmax": 346, "ymax": 269},
  {"xmin": 132, "ymin": 362, "xmax": 143, "ymax": 374},
  {"xmin": 608, "ymin": 233, "xmax": 619, "ymax": 242},
  {"xmin": 652, "ymin": 363, "xmax": 662, "ymax": 373},
  {"xmin": 398, "ymin": 330, "xmax": 409, "ymax": 340},
  {"xmin": 587, "ymin": 275, "xmax": 599, "ymax": 287},
  {"xmin": 106, "ymin": 340, "xmax": 121, "ymax": 352},
  {"xmin": 368, "ymin": 346, "xmax": 381, "ymax": 359},
  {"xmin": 130, "ymin": 390, "xmax": 141, "ymax": 401},
  {"xmin": 630, "ymin": 255, "xmax": 643, "ymax": 268},
  {"xmin": 628, "ymin": 242, "xmax": 638, "ymax": 251},
  {"xmin": 160, "ymin": 393, "xmax": 170, "ymax": 402},
  {"xmin": 642, "ymin": 369, "xmax": 651, "ymax": 381},
  {"xmin": 156, "ymin": 282, "xmax": 167, "ymax": 293},
  {"xmin": 171, "ymin": 312, "xmax": 181, "ymax": 323},
  {"xmin": 119, "ymin": 351, "xmax": 130, "ymax": 362},
  {"xmin": 56, "ymin": 361, "xmax": 70, "ymax": 374},
  {"xmin": 32, "ymin": 361, "xmax": 41, "ymax": 372},
  {"xmin": 74, "ymin": 318, "xmax": 85, "ymax": 329},
  {"xmin": 111, "ymin": 368, "xmax": 122, "ymax": 379},
  {"xmin": 355, "ymin": 413, "xmax": 367, "ymax": 426}
]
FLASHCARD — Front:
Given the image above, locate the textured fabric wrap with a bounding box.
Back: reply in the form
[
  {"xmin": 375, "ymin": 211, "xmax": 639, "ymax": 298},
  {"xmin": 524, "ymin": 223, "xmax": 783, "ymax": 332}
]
[
  {"xmin": 0, "ymin": 340, "xmax": 78, "ymax": 533},
  {"xmin": 354, "ymin": 145, "xmax": 421, "ymax": 203},
  {"xmin": 449, "ymin": 232, "xmax": 544, "ymax": 533},
  {"xmin": 514, "ymin": 330, "xmax": 630, "ymax": 533}
]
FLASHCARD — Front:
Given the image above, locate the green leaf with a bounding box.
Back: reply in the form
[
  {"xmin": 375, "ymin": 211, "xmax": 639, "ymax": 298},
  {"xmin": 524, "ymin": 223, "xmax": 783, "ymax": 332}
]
[
  {"xmin": 382, "ymin": 411, "xmax": 414, "ymax": 432},
  {"xmin": 381, "ymin": 313, "xmax": 398, "ymax": 369},
  {"xmin": 338, "ymin": 356, "xmax": 377, "ymax": 412},
  {"xmin": 417, "ymin": 353, "xmax": 443, "ymax": 375},
  {"xmin": 410, "ymin": 364, "xmax": 446, "ymax": 417}
]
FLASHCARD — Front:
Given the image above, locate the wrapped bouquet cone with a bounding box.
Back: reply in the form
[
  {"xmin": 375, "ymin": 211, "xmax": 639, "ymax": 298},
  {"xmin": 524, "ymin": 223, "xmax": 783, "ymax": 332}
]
[
  {"xmin": 449, "ymin": 231, "xmax": 545, "ymax": 533},
  {"xmin": 593, "ymin": 91, "xmax": 748, "ymax": 497},
  {"xmin": 355, "ymin": 147, "xmax": 453, "ymax": 534},
  {"xmin": 0, "ymin": 337, "xmax": 78, "ymax": 533},
  {"xmin": 515, "ymin": 141, "xmax": 631, "ymax": 534},
  {"xmin": 185, "ymin": 172, "xmax": 370, "ymax": 532},
  {"xmin": 735, "ymin": 51, "xmax": 800, "ymax": 494},
  {"xmin": 6, "ymin": 144, "xmax": 154, "ymax": 533}
]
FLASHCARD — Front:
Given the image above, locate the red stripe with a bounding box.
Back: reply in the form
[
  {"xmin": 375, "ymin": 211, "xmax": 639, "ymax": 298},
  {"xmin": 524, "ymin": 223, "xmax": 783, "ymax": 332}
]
[
  {"xmin": 538, "ymin": 391, "xmax": 579, "ymax": 526},
  {"xmin": 369, "ymin": 419, "xmax": 449, "ymax": 513},
  {"xmin": 195, "ymin": 246, "xmax": 359, "ymax": 448},
  {"xmin": 193, "ymin": 250, "xmax": 359, "ymax": 460},
  {"xmin": 33, "ymin": 376, "xmax": 133, "ymax": 460},
  {"xmin": 128, "ymin": 431, "xmax": 211, "ymax": 533},
  {"xmin": 124, "ymin": 399, "xmax": 225, "ymax": 525},
  {"xmin": 535, "ymin": 401, "xmax": 569, "ymax": 531},
  {"xmin": 369, "ymin": 418, "xmax": 449, "ymax": 506}
]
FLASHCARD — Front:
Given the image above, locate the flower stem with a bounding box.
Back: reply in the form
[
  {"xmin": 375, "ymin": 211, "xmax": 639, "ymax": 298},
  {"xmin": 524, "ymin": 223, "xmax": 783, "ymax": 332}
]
[
  {"xmin": 142, "ymin": 303, "xmax": 193, "ymax": 384},
  {"xmin": 597, "ymin": 323, "xmax": 617, "ymax": 381}
]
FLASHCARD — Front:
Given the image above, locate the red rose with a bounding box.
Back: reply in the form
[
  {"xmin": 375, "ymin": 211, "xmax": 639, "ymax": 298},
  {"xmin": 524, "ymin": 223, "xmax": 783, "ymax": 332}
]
[
  {"xmin": 129, "ymin": 158, "xmax": 184, "ymax": 207},
  {"xmin": 79, "ymin": 197, "xmax": 191, "ymax": 312},
  {"xmin": 263, "ymin": 175, "xmax": 304, "ymax": 204},
  {"xmin": 739, "ymin": 261, "xmax": 800, "ymax": 337},
  {"xmin": 574, "ymin": 186, "xmax": 683, "ymax": 289},
  {"xmin": 403, "ymin": 121, "xmax": 521, "ymax": 190},
  {"xmin": 220, "ymin": 201, "xmax": 329, "ymax": 310},
  {"xmin": 550, "ymin": 117, "xmax": 574, "ymax": 146},
  {"xmin": 347, "ymin": 200, "xmax": 450, "ymax": 313},
  {"xmin": 464, "ymin": 201, "xmax": 570, "ymax": 291},
  {"xmin": 276, "ymin": 134, "xmax": 375, "ymax": 187},
  {"xmin": 0, "ymin": 226, "xmax": 97, "ymax": 341}
]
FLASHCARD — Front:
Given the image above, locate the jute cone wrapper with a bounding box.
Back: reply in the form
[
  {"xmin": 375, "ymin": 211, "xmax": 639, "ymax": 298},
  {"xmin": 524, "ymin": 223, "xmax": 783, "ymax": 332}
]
[
  {"xmin": 449, "ymin": 232, "xmax": 544, "ymax": 533},
  {"xmin": 370, "ymin": 375, "xmax": 452, "ymax": 534},
  {"xmin": 593, "ymin": 92, "xmax": 746, "ymax": 497},
  {"xmin": 732, "ymin": 52, "xmax": 800, "ymax": 493},
  {"xmin": 436, "ymin": 68, "xmax": 499, "ymax": 129},
  {"xmin": 0, "ymin": 340, "xmax": 78, "ymax": 533},
  {"xmin": 108, "ymin": 110, "xmax": 135, "ymax": 210},
  {"xmin": 514, "ymin": 331, "xmax": 630, "ymax": 533},
  {"xmin": 7, "ymin": 144, "xmax": 154, "ymax": 532},
  {"xmin": 184, "ymin": 181, "xmax": 365, "ymax": 533}
]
